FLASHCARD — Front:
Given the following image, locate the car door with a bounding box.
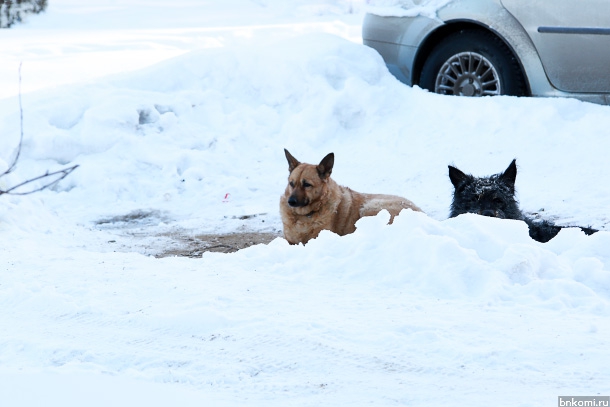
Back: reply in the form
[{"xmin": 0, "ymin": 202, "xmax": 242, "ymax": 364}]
[{"xmin": 501, "ymin": 0, "xmax": 610, "ymax": 93}]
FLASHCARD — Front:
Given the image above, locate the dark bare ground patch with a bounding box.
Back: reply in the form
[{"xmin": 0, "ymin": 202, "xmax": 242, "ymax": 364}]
[
  {"xmin": 95, "ymin": 210, "xmax": 283, "ymax": 257},
  {"xmin": 156, "ymin": 231, "xmax": 281, "ymax": 258}
]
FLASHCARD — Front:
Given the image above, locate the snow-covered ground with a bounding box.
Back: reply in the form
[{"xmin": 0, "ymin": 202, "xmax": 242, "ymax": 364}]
[{"xmin": 1, "ymin": 1, "xmax": 609, "ymax": 406}]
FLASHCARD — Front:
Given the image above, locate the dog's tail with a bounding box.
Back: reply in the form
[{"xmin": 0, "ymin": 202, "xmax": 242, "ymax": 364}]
[
  {"xmin": 578, "ymin": 226, "xmax": 598, "ymax": 236},
  {"xmin": 525, "ymin": 218, "xmax": 598, "ymax": 242},
  {"xmin": 525, "ymin": 218, "xmax": 561, "ymax": 243}
]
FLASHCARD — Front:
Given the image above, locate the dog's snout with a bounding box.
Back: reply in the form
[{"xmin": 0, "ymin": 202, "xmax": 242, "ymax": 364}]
[
  {"xmin": 287, "ymin": 194, "xmax": 308, "ymax": 208},
  {"xmin": 480, "ymin": 209, "xmax": 497, "ymax": 218},
  {"xmin": 288, "ymin": 196, "xmax": 299, "ymax": 207}
]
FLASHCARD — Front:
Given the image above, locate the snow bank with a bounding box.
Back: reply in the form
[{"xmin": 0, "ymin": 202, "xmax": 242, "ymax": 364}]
[
  {"xmin": 239, "ymin": 210, "xmax": 610, "ymax": 310},
  {"xmin": 366, "ymin": 0, "xmax": 453, "ymax": 18},
  {"xmin": 3, "ymin": 32, "xmax": 608, "ymax": 234},
  {"xmin": 2, "ymin": 210, "xmax": 609, "ymax": 406}
]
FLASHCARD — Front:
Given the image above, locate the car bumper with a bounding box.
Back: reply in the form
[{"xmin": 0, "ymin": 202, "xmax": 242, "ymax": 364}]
[
  {"xmin": 363, "ymin": 38, "xmax": 416, "ymax": 85},
  {"xmin": 363, "ymin": 13, "xmax": 441, "ymax": 86}
]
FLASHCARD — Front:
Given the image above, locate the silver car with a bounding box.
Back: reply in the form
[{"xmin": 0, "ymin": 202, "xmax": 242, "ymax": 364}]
[{"xmin": 362, "ymin": 0, "xmax": 610, "ymax": 104}]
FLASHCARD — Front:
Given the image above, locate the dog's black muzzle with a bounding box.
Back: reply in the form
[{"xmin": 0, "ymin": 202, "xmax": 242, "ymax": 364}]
[
  {"xmin": 477, "ymin": 209, "xmax": 506, "ymax": 219},
  {"xmin": 288, "ymin": 196, "xmax": 308, "ymax": 207}
]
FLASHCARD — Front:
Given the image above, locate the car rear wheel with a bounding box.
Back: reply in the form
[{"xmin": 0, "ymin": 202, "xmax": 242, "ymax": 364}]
[{"xmin": 419, "ymin": 29, "xmax": 527, "ymax": 97}]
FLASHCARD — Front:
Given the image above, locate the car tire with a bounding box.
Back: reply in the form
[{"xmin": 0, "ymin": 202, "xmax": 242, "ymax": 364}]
[{"xmin": 419, "ymin": 29, "xmax": 527, "ymax": 97}]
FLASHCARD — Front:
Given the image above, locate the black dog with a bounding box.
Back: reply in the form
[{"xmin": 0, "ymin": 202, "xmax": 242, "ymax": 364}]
[{"xmin": 448, "ymin": 159, "xmax": 597, "ymax": 242}]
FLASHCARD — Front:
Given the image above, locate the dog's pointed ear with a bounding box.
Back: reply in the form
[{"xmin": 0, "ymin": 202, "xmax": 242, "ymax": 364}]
[
  {"xmin": 448, "ymin": 165, "xmax": 468, "ymax": 188},
  {"xmin": 317, "ymin": 152, "xmax": 334, "ymax": 180},
  {"xmin": 500, "ymin": 159, "xmax": 517, "ymax": 191},
  {"xmin": 284, "ymin": 149, "xmax": 301, "ymax": 173}
]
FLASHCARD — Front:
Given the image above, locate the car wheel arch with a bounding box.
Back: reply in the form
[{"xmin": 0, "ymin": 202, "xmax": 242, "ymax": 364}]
[{"xmin": 412, "ymin": 21, "xmax": 531, "ymax": 96}]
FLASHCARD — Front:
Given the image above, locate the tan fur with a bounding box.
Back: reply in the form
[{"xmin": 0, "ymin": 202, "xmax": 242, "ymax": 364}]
[{"xmin": 280, "ymin": 149, "xmax": 423, "ymax": 245}]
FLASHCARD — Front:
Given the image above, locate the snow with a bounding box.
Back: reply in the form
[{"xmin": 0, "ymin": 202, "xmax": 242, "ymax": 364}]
[
  {"xmin": 1, "ymin": 1, "xmax": 609, "ymax": 406},
  {"xmin": 366, "ymin": 0, "xmax": 454, "ymax": 19}
]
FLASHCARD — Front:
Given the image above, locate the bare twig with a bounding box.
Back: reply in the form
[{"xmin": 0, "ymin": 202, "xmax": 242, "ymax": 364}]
[
  {"xmin": 0, "ymin": 165, "xmax": 79, "ymax": 196},
  {"xmin": 0, "ymin": 62, "xmax": 79, "ymax": 196}
]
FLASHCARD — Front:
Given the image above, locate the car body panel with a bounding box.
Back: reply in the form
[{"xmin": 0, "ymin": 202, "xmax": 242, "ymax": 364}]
[
  {"xmin": 362, "ymin": 0, "xmax": 610, "ymax": 104},
  {"xmin": 363, "ymin": 14, "xmax": 442, "ymax": 84},
  {"xmin": 501, "ymin": 0, "xmax": 610, "ymax": 93}
]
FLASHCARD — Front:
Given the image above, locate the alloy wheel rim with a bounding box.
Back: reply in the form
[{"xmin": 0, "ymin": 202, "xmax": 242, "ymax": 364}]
[{"xmin": 434, "ymin": 52, "xmax": 501, "ymax": 96}]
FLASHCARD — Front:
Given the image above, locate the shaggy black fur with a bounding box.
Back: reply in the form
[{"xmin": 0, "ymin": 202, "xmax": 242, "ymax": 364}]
[{"xmin": 448, "ymin": 159, "xmax": 597, "ymax": 243}]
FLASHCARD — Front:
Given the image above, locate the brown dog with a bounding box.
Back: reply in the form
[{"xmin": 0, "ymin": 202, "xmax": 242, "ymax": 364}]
[{"xmin": 280, "ymin": 149, "xmax": 423, "ymax": 245}]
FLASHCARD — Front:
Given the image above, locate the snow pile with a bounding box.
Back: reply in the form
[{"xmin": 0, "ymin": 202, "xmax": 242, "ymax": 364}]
[
  {"xmin": 0, "ymin": 1, "xmax": 609, "ymax": 406},
  {"xmin": 2, "ymin": 210, "xmax": 609, "ymax": 406},
  {"xmin": 4, "ymin": 32, "xmax": 608, "ymax": 235},
  {"xmin": 366, "ymin": 0, "xmax": 453, "ymax": 18}
]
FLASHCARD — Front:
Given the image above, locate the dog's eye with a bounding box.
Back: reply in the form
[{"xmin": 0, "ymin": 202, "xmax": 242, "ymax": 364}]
[
  {"xmin": 302, "ymin": 181, "xmax": 312, "ymax": 188},
  {"xmin": 289, "ymin": 181, "xmax": 295, "ymax": 188}
]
